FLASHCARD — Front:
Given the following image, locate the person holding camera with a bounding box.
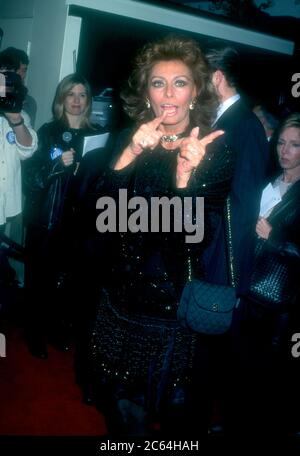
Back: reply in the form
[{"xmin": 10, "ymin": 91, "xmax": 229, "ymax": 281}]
[
  {"xmin": 0, "ymin": 56, "xmax": 37, "ymax": 243},
  {"xmin": 0, "ymin": 47, "xmax": 37, "ymax": 127}
]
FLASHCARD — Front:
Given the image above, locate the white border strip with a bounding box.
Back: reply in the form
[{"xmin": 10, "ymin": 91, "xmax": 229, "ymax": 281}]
[
  {"xmin": 59, "ymin": 14, "xmax": 82, "ymax": 80},
  {"xmin": 67, "ymin": 0, "xmax": 294, "ymax": 55}
]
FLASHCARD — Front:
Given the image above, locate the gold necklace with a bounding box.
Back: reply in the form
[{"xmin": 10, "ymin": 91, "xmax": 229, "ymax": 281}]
[{"xmin": 161, "ymin": 132, "xmax": 185, "ymax": 143}]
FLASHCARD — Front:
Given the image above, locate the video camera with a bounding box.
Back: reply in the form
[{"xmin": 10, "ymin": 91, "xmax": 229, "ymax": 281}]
[{"xmin": 0, "ymin": 69, "xmax": 27, "ymax": 113}]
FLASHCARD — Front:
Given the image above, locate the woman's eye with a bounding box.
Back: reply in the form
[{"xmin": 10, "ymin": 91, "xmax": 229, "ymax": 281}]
[
  {"xmin": 151, "ymin": 80, "xmax": 164, "ymax": 88},
  {"xmin": 175, "ymin": 79, "xmax": 187, "ymax": 87}
]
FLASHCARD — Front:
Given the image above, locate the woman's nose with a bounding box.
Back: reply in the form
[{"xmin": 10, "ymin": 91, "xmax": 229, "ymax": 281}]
[
  {"xmin": 165, "ymin": 84, "xmax": 174, "ymax": 98},
  {"xmin": 281, "ymin": 144, "xmax": 289, "ymax": 155}
]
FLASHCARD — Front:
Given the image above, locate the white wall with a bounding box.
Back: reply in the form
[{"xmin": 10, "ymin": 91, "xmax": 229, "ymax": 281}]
[
  {"xmin": 0, "ymin": 0, "xmax": 69, "ymax": 128},
  {"xmin": 0, "ymin": 18, "xmax": 33, "ymax": 54},
  {"xmin": 0, "ymin": 0, "xmax": 34, "ymax": 18},
  {"xmin": 0, "ymin": 0, "xmax": 34, "ymax": 68},
  {"xmin": 28, "ymin": 0, "xmax": 68, "ymax": 127},
  {"xmin": 59, "ymin": 15, "xmax": 82, "ymax": 81},
  {"xmin": 0, "ymin": 0, "xmax": 34, "ymax": 79}
]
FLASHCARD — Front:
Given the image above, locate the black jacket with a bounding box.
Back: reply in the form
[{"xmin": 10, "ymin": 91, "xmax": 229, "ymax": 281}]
[
  {"xmin": 203, "ymin": 99, "xmax": 269, "ymax": 294},
  {"xmin": 23, "ymin": 120, "xmax": 107, "ymax": 231},
  {"xmin": 91, "ymin": 130, "xmax": 235, "ymax": 318},
  {"xmin": 266, "ymin": 179, "xmax": 300, "ymax": 259}
]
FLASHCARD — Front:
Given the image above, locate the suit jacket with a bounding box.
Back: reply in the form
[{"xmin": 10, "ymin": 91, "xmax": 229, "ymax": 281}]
[{"xmin": 203, "ymin": 98, "xmax": 269, "ymax": 295}]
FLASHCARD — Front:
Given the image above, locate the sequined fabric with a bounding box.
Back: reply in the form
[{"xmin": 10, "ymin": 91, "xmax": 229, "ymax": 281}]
[
  {"xmin": 89, "ymin": 136, "xmax": 235, "ymax": 412},
  {"xmin": 90, "ymin": 290, "xmax": 196, "ymax": 412}
]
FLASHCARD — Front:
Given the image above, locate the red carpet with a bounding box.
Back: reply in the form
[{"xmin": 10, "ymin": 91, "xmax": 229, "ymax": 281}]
[{"xmin": 0, "ymin": 320, "xmax": 107, "ymax": 437}]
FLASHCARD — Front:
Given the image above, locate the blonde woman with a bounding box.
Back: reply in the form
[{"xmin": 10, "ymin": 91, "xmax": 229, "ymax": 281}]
[
  {"xmin": 23, "ymin": 74, "xmax": 103, "ymax": 359},
  {"xmin": 243, "ymin": 113, "xmax": 300, "ymax": 437}
]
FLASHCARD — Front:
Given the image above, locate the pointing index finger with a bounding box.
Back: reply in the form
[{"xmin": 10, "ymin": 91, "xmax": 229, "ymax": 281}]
[
  {"xmin": 200, "ymin": 129, "xmax": 224, "ymax": 146},
  {"xmin": 148, "ymin": 110, "xmax": 168, "ymax": 130}
]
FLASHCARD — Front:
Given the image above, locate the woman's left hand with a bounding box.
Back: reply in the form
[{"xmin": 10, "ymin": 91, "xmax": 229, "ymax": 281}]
[
  {"xmin": 256, "ymin": 217, "xmax": 272, "ymax": 239},
  {"xmin": 176, "ymin": 127, "xmax": 224, "ymax": 187}
]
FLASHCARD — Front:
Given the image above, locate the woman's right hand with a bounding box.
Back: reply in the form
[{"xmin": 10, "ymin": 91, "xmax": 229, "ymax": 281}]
[
  {"xmin": 114, "ymin": 113, "xmax": 167, "ymax": 170},
  {"xmin": 256, "ymin": 217, "xmax": 272, "ymax": 239},
  {"xmin": 61, "ymin": 148, "xmax": 75, "ymax": 167},
  {"xmin": 129, "ymin": 112, "xmax": 167, "ymax": 155}
]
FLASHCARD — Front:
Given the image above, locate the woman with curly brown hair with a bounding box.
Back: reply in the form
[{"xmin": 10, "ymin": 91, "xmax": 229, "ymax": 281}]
[{"xmin": 87, "ymin": 35, "xmax": 235, "ymax": 436}]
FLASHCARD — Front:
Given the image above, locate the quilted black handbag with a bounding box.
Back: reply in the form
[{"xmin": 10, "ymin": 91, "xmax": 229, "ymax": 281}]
[
  {"xmin": 177, "ymin": 198, "xmax": 238, "ymax": 335},
  {"xmin": 248, "ymin": 237, "xmax": 298, "ymax": 312}
]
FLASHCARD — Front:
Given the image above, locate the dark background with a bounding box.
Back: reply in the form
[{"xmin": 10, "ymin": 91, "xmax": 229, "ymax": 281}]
[{"xmin": 70, "ymin": 3, "xmax": 299, "ymax": 129}]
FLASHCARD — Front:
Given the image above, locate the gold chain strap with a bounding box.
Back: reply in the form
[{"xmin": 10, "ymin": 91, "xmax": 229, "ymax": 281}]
[
  {"xmin": 226, "ymin": 197, "xmax": 236, "ymax": 287},
  {"xmin": 187, "ymin": 256, "xmax": 192, "ymax": 282},
  {"xmin": 187, "ymin": 197, "xmax": 236, "ymax": 286}
]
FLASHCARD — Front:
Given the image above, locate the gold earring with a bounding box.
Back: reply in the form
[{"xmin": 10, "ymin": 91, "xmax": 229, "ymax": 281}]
[
  {"xmin": 189, "ymin": 100, "xmax": 196, "ymax": 110},
  {"xmin": 146, "ymin": 98, "xmax": 151, "ymax": 109}
]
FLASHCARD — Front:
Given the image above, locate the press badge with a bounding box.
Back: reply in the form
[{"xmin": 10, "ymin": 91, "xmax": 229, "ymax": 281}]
[
  {"xmin": 50, "ymin": 146, "xmax": 63, "ymax": 160},
  {"xmin": 6, "ymin": 131, "xmax": 16, "ymax": 144}
]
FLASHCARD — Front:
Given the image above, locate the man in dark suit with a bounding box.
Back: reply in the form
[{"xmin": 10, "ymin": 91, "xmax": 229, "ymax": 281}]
[
  {"xmin": 203, "ymin": 47, "xmax": 269, "ymax": 296},
  {"xmin": 191, "ymin": 47, "xmax": 270, "ymax": 437}
]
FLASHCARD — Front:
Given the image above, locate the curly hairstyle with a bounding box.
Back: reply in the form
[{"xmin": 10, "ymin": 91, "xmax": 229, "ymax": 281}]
[
  {"xmin": 52, "ymin": 73, "xmax": 93, "ymax": 129},
  {"xmin": 121, "ymin": 35, "xmax": 218, "ymax": 136}
]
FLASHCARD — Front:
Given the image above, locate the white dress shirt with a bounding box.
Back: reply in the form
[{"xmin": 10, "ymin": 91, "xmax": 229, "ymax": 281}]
[
  {"xmin": 0, "ymin": 111, "xmax": 38, "ymax": 225},
  {"xmin": 213, "ymin": 93, "xmax": 241, "ymax": 126}
]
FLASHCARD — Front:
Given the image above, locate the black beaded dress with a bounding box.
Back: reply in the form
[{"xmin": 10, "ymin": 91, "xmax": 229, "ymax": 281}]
[{"xmin": 88, "ymin": 129, "xmax": 235, "ymax": 419}]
